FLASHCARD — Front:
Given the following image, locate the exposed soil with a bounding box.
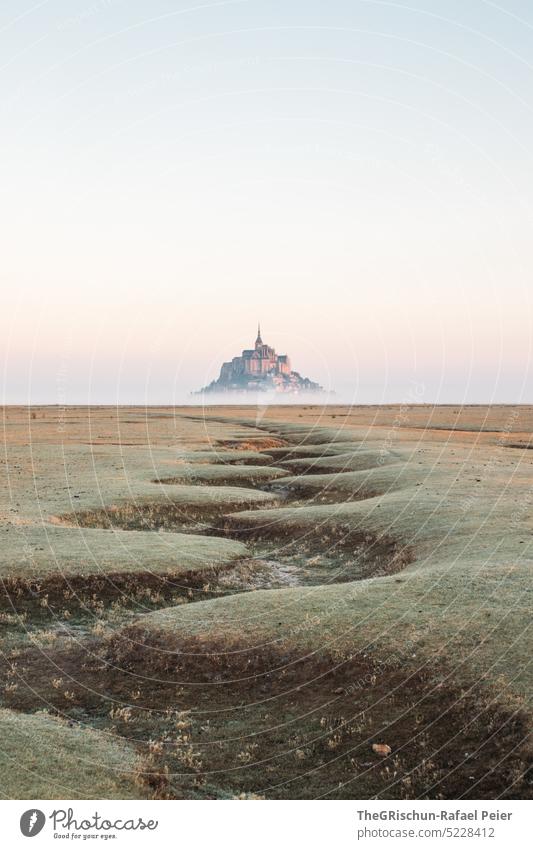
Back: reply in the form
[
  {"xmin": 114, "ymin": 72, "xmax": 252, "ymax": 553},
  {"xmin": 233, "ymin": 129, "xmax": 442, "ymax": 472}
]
[
  {"xmin": 216, "ymin": 437, "xmax": 290, "ymax": 451},
  {"xmin": 155, "ymin": 472, "xmax": 282, "ymax": 488},
  {"xmin": 216, "ymin": 516, "xmax": 413, "ymax": 580},
  {"xmin": 0, "ymin": 562, "xmax": 251, "ymax": 628},
  {"xmin": 54, "ymin": 497, "xmax": 278, "ymax": 534},
  {"xmin": 1, "ymin": 635, "xmax": 530, "ymax": 800}
]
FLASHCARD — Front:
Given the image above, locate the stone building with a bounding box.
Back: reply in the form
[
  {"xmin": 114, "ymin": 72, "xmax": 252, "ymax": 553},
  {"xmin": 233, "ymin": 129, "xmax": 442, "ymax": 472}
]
[{"xmin": 198, "ymin": 325, "xmax": 322, "ymax": 395}]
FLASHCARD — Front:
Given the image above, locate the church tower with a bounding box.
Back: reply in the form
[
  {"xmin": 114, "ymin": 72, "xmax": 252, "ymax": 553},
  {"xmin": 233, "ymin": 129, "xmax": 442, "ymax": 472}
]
[{"xmin": 255, "ymin": 323, "xmax": 263, "ymax": 350}]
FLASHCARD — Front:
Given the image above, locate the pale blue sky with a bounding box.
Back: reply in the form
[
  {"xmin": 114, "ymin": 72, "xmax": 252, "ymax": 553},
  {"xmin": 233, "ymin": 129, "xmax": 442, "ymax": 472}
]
[{"xmin": 1, "ymin": 1, "xmax": 532, "ymax": 403}]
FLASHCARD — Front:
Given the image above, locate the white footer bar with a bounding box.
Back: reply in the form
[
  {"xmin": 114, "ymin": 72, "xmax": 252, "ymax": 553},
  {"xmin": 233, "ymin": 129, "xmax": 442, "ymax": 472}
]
[{"xmin": 2, "ymin": 799, "xmax": 531, "ymax": 848}]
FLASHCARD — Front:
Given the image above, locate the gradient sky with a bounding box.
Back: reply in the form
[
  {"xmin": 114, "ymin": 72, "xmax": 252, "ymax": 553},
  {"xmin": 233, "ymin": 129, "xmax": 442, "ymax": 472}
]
[{"xmin": 1, "ymin": 0, "xmax": 532, "ymax": 404}]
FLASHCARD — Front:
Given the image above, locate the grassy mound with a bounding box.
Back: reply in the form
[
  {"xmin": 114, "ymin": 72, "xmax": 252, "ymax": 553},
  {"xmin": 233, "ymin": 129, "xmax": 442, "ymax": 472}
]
[
  {"xmin": 156, "ymin": 463, "xmax": 287, "ymax": 487},
  {"xmin": 0, "ymin": 526, "xmax": 247, "ymax": 581},
  {"xmin": 0, "ymin": 708, "xmax": 143, "ymax": 799},
  {"xmin": 0, "ymin": 527, "xmax": 249, "ymax": 620},
  {"xmin": 278, "ymin": 449, "xmax": 406, "ymax": 474},
  {"xmin": 273, "ymin": 465, "xmax": 416, "ymax": 500},
  {"xmin": 131, "ymin": 559, "xmax": 532, "ymax": 697},
  {"xmin": 56, "ymin": 485, "xmax": 278, "ymax": 531}
]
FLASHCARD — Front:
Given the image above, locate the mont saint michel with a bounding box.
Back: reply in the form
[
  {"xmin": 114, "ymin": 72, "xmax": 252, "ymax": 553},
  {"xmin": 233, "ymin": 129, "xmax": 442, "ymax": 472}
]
[{"xmin": 198, "ymin": 325, "xmax": 323, "ymax": 395}]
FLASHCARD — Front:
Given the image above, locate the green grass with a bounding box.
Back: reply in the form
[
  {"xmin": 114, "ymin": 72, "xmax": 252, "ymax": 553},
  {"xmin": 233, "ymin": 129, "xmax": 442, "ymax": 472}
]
[
  {"xmin": 132, "ymin": 417, "xmax": 533, "ymax": 699},
  {"xmin": 274, "ymin": 464, "xmax": 417, "ymax": 498},
  {"xmin": 156, "ymin": 463, "xmax": 287, "ymax": 486},
  {"xmin": 0, "ymin": 708, "xmax": 143, "ymax": 799},
  {"xmin": 57, "ymin": 485, "xmax": 278, "ymax": 537},
  {"xmin": 0, "ymin": 525, "xmax": 247, "ymax": 580},
  {"xmin": 140, "ymin": 559, "xmax": 531, "ymax": 696},
  {"xmin": 277, "ymin": 449, "xmax": 407, "ymax": 473}
]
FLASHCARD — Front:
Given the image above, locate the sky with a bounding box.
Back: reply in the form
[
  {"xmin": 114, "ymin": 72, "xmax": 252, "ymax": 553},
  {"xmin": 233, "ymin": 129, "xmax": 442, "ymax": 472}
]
[{"xmin": 1, "ymin": 0, "xmax": 532, "ymax": 404}]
